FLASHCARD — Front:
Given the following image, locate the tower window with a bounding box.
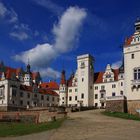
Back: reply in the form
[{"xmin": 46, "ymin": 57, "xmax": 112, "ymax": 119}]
[
  {"xmin": 131, "ymin": 54, "xmax": 134, "ymax": 59},
  {"xmin": 95, "ymin": 94, "xmax": 98, "ymax": 99},
  {"xmin": 69, "ymin": 96, "xmax": 72, "ymax": 101},
  {"xmin": 81, "ymin": 93, "xmax": 84, "ymax": 99}
]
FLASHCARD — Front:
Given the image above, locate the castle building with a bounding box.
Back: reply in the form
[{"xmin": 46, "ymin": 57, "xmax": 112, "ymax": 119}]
[
  {"xmin": 58, "ymin": 19, "xmax": 140, "ymax": 114},
  {"xmin": 0, "ymin": 63, "xmax": 59, "ymax": 111},
  {"xmin": 59, "ymin": 55, "xmax": 124, "ymax": 109},
  {"xmin": 123, "ymin": 18, "xmax": 140, "ymax": 114}
]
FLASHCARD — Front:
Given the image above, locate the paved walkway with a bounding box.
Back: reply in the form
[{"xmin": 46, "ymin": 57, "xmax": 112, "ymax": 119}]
[{"xmin": 1, "ymin": 110, "xmax": 140, "ymax": 140}]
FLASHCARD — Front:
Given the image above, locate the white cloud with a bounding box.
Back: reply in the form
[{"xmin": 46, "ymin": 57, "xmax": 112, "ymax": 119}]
[
  {"xmin": 53, "ymin": 7, "xmax": 87, "ymax": 53},
  {"xmin": 33, "ymin": 0, "xmax": 64, "ymax": 16},
  {"xmin": 0, "ymin": 2, "xmax": 17, "ymax": 23},
  {"xmin": 111, "ymin": 60, "xmax": 122, "ymax": 69},
  {"xmin": 10, "ymin": 23, "xmax": 31, "ymax": 40},
  {"xmin": 10, "ymin": 31, "xmax": 29, "ymax": 41},
  {"xmin": 14, "ymin": 43, "xmax": 57, "ymax": 67},
  {"xmin": 0, "ymin": 2, "xmax": 7, "ymax": 17},
  {"xmin": 14, "ymin": 6, "xmax": 87, "ymax": 79},
  {"xmin": 39, "ymin": 67, "xmax": 61, "ymax": 79}
]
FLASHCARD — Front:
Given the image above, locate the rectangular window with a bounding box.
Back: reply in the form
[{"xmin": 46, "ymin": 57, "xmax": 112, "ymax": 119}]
[
  {"xmin": 12, "ymin": 89, "xmax": 17, "ymax": 97},
  {"xmin": 95, "ymin": 86, "xmax": 98, "ymax": 90},
  {"xmin": 20, "ymin": 100, "xmax": 23, "ymax": 106},
  {"xmin": 101, "ymin": 85, "xmax": 105, "ymax": 90},
  {"xmin": 75, "ymin": 88, "xmax": 78, "ymax": 92},
  {"xmin": 95, "ymin": 103, "xmax": 98, "ymax": 107},
  {"xmin": 101, "ymin": 93, "xmax": 104, "ymax": 98},
  {"xmin": 75, "ymin": 96, "xmax": 77, "ymax": 101},
  {"xmin": 112, "ymin": 84, "xmax": 116, "ymax": 88},
  {"xmin": 82, "ymin": 78, "xmax": 84, "ymax": 82},
  {"xmin": 69, "ymin": 89, "xmax": 72, "ymax": 92},
  {"xmin": 95, "ymin": 94, "xmax": 98, "ymax": 99},
  {"xmin": 131, "ymin": 54, "xmax": 134, "ymax": 59},
  {"xmin": 69, "ymin": 96, "xmax": 72, "ymax": 101},
  {"xmin": 52, "ymin": 97, "xmax": 55, "ymax": 101},
  {"xmin": 41, "ymin": 95, "xmax": 44, "ymax": 100},
  {"xmin": 134, "ymin": 68, "xmax": 140, "ymax": 80},
  {"xmin": 27, "ymin": 93, "xmax": 30, "ymax": 98},
  {"xmin": 121, "ymin": 82, "xmax": 123, "ymax": 86},
  {"xmin": 20, "ymin": 92, "xmax": 23, "ymax": 97},
  {"xmin": 81, "ymin": 93, "xmax": 84, "ymax": 99},
  {"xmin": 112, "ymin": 92, "xmax": 116, "ymax": 96},
  {"xmin": 120, "ymin": 91, "xmax": 123, "ymax": 95},
  {"xmin": 47, "ymin": 96, "xmax": 49, "ymax": 101}
]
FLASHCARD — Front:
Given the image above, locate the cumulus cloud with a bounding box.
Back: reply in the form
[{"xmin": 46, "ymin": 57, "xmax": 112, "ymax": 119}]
[
  {"xmin": 111, "ymin": 60, "xmax": 122, "ymax": 69},
  {"xmin": 53, "ymin": 7, "xmax": 87, "ymax": 53},
  {"xmin": 39, "ymin": 67, "xmax": 61, "ymax": 79},
  {"xmin": 14, "ymin": 6, "xmax": 87, "ymax": 79}
]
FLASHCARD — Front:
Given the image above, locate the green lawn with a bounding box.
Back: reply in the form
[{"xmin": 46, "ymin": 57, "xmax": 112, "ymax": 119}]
[
  {"xmin": 0, "ymin": 118, "xmax": 65, "ymax": 137},
  {"xmin": 102, "ymin": 111, "xmax": 140, "ymax": 121}
]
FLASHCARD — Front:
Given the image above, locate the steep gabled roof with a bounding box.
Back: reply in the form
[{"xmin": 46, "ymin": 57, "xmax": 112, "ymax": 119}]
[{"xmin": 40, "ymin": 81, "xmax": 59, "ymax": 90}]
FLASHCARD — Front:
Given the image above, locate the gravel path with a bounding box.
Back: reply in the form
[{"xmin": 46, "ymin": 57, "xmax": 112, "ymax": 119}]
[{"xmin": 1, "ymin": 109, "xmax": 140, "ymax": 140}]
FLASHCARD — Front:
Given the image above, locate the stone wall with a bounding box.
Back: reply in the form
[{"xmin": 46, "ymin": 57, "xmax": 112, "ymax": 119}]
[
  {"xmin": 0, "ymin": 110, "xmax": 67, "ymax": 123},
  {"xmin": 106, "ymin": 100, "xmax": 127, "ymax": 113},
  {"xmin": 127, "ymin": 100, "xmax": 140, "ymax": 115}
]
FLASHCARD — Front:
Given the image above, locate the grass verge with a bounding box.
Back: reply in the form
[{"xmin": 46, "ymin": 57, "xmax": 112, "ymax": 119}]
[
  {"xmin": 0, "ymin": 118, "xmax": 65, "ymax": 137},
  {"xmin": 102, "ymin": 111, "xmax": 140, "ymax": 121}
]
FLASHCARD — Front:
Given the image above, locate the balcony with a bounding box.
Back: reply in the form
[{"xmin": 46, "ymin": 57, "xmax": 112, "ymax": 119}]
[
  {"xmin": 131, "ymin": 80, "xmax": 140, "ymax": 86},
  {"xmin": 100, "ymin": 90, "xmax": 106, "ymax": 93},
  {"xmin": 106, "ymin": 95, "xmax": 125, "ymax": 101}
]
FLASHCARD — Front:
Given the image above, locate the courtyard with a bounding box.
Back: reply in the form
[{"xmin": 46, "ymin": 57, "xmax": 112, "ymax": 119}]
[{"xmin": 0, "ymin": 109, "xmax": 140, "ymax": 140}]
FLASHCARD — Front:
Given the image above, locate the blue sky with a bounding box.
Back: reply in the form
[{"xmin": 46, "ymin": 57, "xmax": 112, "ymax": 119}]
[{"xmin": 0, "ymin": 0, "xmax": 140, "ymax": 81}]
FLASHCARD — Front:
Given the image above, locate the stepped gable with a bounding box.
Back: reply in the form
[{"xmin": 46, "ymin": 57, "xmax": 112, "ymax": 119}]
[{"xmin": 94, "ymin": 68, "xmax": 119, "ymax": 84}]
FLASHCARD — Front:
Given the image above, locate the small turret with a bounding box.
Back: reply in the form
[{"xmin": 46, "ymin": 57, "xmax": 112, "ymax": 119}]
[{"xmin": 60, "ymin": 70, "xmax": 66, "ymax": 85}]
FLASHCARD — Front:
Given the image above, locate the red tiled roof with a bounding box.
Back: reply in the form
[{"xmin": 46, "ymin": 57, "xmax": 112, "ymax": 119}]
[
  {"xmin": 60, "ymin": 70, "xmax": 66, "ymax": 84},
  {"xmin": 112, "ymin": 69, "xmax": 119, "ymax": 81},
  {"xmin": 94, "ymin": 72, "xmax": 104, "ymax": 83},
  {"xmin": 40, "ymin": 81, "xmax": 59, "ymax": 90},
  {"xmin": 124, "ymin": 36, "xmax": 133, "ymax": 46},
  {"xmin": 67, "ymin": 74, "xmax": 74, "ymax": 87},
  {"xmin": 20, "ymin": 85, "xmax": 33, "ymax": 92},
  {"xmin": 39, "ymin": 88, "xmax": 59, "ymax": 96},
  {"xmin": 20, "ymin": 85, "xmax": 59, "ymax": 96}
]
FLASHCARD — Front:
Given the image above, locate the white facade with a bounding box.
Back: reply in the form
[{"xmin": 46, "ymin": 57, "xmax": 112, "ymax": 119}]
[
  {"xmin": 77, "ymin": 54, "xmax": 94, "ymax": 107},
  {"xmin": 0, "ymin": 64, "xmax": 59, "ymax": 111},
  {"xmin": 124, "ymin": 19, "xmax": 140, "ymax": 101},
  {"xmin": 59, "ymin": 54, "xmax": 124, "ymax": 108}
]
